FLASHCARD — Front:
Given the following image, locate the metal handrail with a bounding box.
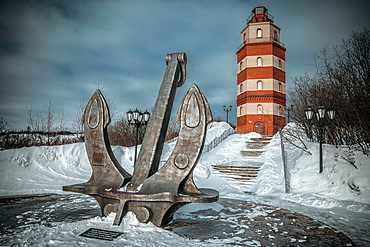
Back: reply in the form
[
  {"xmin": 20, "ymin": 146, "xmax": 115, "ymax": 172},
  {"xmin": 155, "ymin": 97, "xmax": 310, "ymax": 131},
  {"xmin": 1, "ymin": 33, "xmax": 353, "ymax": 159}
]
[
  {"xmin": 203, "ymin": 127, "xmax": 236, "ymax": 153},
  {"xmin": 246, "ymin": 13, "xmax": 254, "ymax": 24},
  {"xmin": 237, "ymin": 37, "xmax": 285, "ymax": 50},
  {"xmin": 246, "ymin": 12, "xmax": 274, "ymax": 24},
  {"xmin": 268, "ymin": 13, "xmax": 274, "ymax": 22}
]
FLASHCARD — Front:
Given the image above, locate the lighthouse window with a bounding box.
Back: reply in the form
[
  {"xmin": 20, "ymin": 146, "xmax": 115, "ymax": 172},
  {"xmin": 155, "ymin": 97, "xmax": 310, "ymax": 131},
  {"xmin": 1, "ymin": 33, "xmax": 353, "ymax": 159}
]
[
  {"xmin": 257, "ymin": 29, "xmax": 262, "ymax": 38},
  {"xmin": 240, "ymin": 106, "xmax": 243, "ymax": 115},
  {"xmin": 240, "ymin": 61, "xmax": 243, "ymax": 71},
  {"xmin": 257, "ymin": 80, "xmax": 262, "ymax": 90},
  {"xmin": 279, "ymin": 106, "xmax": 282, "ymax": 115},
  {"xmin": 257, "ymin": 57, "xmax": 262, "ymax": 66},
  {"xmin": 256, "ymin": 7, "xmax": 264, "ymax": 15},
  {"xmin": 257, "ymin": 105, "xmax": 262, "ymax": 114},
  {"xmin": 279, "ymin": 82, "xmax": 282, "ymax": 92},
  {"xmin": 278, "ymin": 59, "xmax": 281, "ymax": 69},
  {"xmin": 274, "ymin": 31, "xmax": 277, "ymax": 41},
  {"xmin": 240, "ymin": 83, "xmax": 243, "ymax": 93}
]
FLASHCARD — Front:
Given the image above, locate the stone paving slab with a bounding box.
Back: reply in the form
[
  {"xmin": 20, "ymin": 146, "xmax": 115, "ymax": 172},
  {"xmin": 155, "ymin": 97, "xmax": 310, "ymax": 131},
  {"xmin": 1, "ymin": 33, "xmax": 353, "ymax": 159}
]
[{"xmin": 169, "ymin": 198, "xmax": 355, "ymax": 246}]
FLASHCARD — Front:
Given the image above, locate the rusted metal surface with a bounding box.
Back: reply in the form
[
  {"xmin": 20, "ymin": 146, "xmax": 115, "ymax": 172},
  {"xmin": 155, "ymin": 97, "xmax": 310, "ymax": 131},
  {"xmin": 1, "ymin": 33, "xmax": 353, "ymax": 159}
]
[
  {"xmin": 63, "ymin": 53, "xmax": 218, "ymax": 227},
  {"xmin": 127, "ymin": 53, "xmax": 186, "ymax": 192},
  {"xmin": 139, "ymin": 84, "xmax": 212, "ymax": 195},
  {"xmin": 64, "ymin": 89, "xmax": 132, "ymax": 191}
]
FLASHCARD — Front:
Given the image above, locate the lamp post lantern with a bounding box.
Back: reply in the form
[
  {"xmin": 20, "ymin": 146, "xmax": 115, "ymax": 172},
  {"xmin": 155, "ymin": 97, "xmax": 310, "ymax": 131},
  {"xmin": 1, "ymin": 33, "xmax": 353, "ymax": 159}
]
[
  {"xmin": 223, "ymin": 105, "xmax": 232, "ymax": 123},
  {"xmin": 127, "ymin": 109, "xmax": 150, "ymax": 165},
  {"xmin": 304, "ymin": 106, "xmax": 336, "ymax": 173}
]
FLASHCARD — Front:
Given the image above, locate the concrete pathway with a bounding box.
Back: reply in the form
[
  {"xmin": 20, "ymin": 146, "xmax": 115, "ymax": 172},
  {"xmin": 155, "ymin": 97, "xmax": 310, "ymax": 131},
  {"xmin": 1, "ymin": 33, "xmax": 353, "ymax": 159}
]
[{"xmin": 171, "ymin": 198, "xmax": 355, "ymax": 246}]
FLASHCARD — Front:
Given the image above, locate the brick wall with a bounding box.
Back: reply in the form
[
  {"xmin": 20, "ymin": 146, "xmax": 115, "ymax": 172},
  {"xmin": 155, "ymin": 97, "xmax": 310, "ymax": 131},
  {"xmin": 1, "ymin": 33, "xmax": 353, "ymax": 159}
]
[
  {"xmin": 237, "ymin": 42, "xmax": 285, "ymax": 62},
  {"xmin": 237, "ymin": 114, "xmax": 285, "ymax": 135}
]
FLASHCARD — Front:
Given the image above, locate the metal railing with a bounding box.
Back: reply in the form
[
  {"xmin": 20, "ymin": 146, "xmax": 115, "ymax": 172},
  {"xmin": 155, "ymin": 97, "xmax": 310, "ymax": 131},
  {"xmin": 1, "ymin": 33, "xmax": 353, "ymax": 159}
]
[
  {"xmin": 202, "ymin": 128, "xmax": 236, "ymax": 153},
  {"xmin": 246, "ymin": 12, "xmax": 274, "ymax": 24},
  {"xmin": 237, "ymin": 37, "xmax": 285, "ymax": 50},
  {"xmin": 246, "ymin": 13, "xmax": 254, "ymax": 24}
]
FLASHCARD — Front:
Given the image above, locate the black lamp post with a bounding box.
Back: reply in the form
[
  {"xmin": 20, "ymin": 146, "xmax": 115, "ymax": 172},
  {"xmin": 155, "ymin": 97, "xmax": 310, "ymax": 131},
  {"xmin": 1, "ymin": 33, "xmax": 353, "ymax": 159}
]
[
  {"xmin": 304, "ymin": 106, "xmax": 336, "ymax": 173},
  {"xmin": 127, "ymin": 109, "xmax": 150, "ymax": 165},
  {"xmin": 223, "ymin": 105, "xmax": 232, "ymax": 123}
]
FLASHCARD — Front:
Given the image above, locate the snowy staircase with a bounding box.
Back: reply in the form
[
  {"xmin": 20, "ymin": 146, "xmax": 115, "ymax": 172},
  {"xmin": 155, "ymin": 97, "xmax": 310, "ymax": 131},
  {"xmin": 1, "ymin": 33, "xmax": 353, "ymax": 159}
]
[
  {"xmin": 212, "ymin": 136, "xmax": 272, "ymax": 189},
  {"xmin": 212, "ymin": 163, "xmax": 261, "ymax": 187}
]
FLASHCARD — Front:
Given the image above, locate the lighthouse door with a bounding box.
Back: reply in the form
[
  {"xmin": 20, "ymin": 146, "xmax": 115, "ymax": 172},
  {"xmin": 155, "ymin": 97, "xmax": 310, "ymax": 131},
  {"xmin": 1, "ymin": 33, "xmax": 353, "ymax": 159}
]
[{"xmin": 255, "ymin": 122, "xmax": 265, "ymax": 135}]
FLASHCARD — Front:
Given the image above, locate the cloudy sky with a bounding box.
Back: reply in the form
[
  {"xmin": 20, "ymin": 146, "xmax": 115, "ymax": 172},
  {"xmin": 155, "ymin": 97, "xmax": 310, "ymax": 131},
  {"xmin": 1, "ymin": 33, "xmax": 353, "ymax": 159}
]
[{"xmin": 0, "ymin": 0, "xmax": 369, "ymax": 130}]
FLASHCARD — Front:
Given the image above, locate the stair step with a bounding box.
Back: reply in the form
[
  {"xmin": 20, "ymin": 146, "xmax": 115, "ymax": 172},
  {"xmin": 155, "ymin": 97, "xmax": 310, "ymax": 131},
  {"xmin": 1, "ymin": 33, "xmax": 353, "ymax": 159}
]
[
  {"xmin": 245, "ymin": 143, "xmax": 269, "ymax": 149},
  {"xmin": 245, "ymin": 141, "xmax": 270, "ymax": 144},
  {"xmin": 234, "ymin": 174, "xmax": 258, "ymax": 178},
  {"xmin": 227, "ymin": 176, "xmax": 257, "ymax": 181},
  {"xmin": 240, "ymin": 150, "xmax": 264, "ymax": 157},
  {"xmin": 212, "ymin": 136, "xmax": 271, "ymax": 190},
  {"xmin": 220, "ymin": 174, "xmax": 257, "ymax": 180},
  {"xmin": 215, "ymin": 170, "xmax": 259, "ymax": 175},
  {"xmin": 222, "ymin": 177, "xmax": 255, "ymax": 182},
  {"xmin": 223, "ymin": 179, "xmax": 255, "ymax": 184},
  {"xmin": 212, "ymin": 165, "xmax": 261, "ymax": 169},
  {"xmin": 219, "ymin": 170, "xmax": 257, "ymax": 175},
  {"xmin": 220, "ymin": 172, "xmax": 258, "ymax": 178},
  {"xmin": 251, "ymin": 137, "xmax": 272, "ymax": 142}
]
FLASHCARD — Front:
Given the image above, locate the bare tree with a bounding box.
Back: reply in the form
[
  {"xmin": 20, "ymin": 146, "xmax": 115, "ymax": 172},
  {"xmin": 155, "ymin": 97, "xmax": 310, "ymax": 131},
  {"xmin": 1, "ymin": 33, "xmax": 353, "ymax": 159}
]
[
  {"xmin": 108, "ymin": 112, "xmax": 179, "ymax": 147},
  {"xmin": 0, "ymin": 117, "xmax": 12, "ymax": 133},
  {"xmin": 212, "ymin": 116, "xmax": 223, "ymax": 122},
  {"xmin": 95, "ymin": 78, "xmax": 118, "ymax": 121},
  {"xmin": 26, "ymin": 103, "xmax": 42, "ymax": 131},
  {"xmin": 288, "ymin": 28, "xmax": 370, "ymax": 155},
  {"xmin": 165, "ymin": 116, "xmax": 179, "ymax": 142},
  {"xmin": 58, "ymin": 107, "xmax": 66, "ymax": 131},
  {"xmin": 72, "ymin": 93, "xmax": 86, "ymax": 133},
  {"xmin": 72, "ymin": 79, "xmax": 118, "ymax": 134},
  {"xmin": 43, "ymin": 99, "xmax": 56, "ymax": 145},
  {"xmin": 43, "ymin": 99, "xmax": 55, "ymax": 132},
  {"xmin": 108, "ymin": 115, "xmax": 134, "ymax": 146}
]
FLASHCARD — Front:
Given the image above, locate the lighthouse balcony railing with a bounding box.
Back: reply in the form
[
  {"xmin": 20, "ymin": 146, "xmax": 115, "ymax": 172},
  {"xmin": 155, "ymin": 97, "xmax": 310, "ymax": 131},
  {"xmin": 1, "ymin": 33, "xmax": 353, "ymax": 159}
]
[
  {"xmin": 246, "ymin": 12, "xmax": 274, "ymax": 24},
  {"xmin": 237, "ymin": 37, "xmax": 285, "ymax": 50}
]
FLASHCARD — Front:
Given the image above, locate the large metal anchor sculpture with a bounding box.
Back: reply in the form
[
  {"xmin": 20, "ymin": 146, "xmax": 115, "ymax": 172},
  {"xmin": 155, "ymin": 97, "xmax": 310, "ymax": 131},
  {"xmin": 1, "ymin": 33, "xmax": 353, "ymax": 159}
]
[{"xmin": 63, "ymin": 53, "xmax": 218, "ymax": 227}]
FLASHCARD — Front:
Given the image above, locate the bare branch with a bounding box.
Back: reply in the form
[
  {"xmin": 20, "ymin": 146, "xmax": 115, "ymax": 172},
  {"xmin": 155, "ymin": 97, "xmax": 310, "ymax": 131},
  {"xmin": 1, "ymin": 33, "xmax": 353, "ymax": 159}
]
[
  {"xmin": 340, "ymin": 154, "xmax": 359, "ymax": 170},
  {"xmin": 281, "ymin": 128, "xmax": 312, "ymax": 155}
]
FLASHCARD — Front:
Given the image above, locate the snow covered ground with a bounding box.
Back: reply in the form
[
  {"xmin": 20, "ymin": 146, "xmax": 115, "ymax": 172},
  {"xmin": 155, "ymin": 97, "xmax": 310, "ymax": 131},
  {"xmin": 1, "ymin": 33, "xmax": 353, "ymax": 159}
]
[{"xmin": 0, "ymin": 122, "xmax": 369, "ymax": 246}]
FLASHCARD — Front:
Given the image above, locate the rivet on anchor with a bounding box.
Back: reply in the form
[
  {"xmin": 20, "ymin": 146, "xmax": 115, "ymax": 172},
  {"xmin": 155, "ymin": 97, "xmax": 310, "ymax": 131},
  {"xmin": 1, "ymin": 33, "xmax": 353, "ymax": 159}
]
[{"xmin": 174, "ymin": 153, "xmax": 189, "ymax": 169}]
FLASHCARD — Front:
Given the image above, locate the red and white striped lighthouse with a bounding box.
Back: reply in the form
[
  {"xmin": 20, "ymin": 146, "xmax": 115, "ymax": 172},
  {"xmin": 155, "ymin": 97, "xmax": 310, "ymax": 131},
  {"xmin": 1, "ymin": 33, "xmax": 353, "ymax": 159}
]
[{"xmin": 236, "ymin": 6, "xmax": 286, "ymax": 135}]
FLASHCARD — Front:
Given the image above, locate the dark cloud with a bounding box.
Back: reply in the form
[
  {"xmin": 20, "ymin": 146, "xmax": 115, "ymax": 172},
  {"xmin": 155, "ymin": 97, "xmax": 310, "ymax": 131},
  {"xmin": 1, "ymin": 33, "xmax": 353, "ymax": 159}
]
[{"xmin": 0, "ymin": 0, "xmax": 369, "ymax": 130}]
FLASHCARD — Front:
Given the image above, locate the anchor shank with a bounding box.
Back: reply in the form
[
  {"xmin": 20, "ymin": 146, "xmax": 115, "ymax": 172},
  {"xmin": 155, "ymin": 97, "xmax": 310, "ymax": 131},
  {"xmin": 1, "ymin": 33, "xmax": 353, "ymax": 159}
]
[{"xmin": 127, "ymin": 53, "xmax": 186, "ymax": 192}]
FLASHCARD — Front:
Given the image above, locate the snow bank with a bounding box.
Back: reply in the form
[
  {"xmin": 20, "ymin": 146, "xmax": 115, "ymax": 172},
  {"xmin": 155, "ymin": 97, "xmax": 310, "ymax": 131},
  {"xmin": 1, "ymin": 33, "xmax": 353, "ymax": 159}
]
[
  {"xmin": 251, "ymin": 123, "xmax": 370, "ymax": 206},
  {"xmin": 251, "ymin": 134, "xmax": 285, "ymax": 194},
  {"xmin": 0, "ymin": 143, "xmax": 135, "ymax": 197},
  {"xmin": 288, "ymin": 140, "xmax": 370, "ymax": 205}
]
